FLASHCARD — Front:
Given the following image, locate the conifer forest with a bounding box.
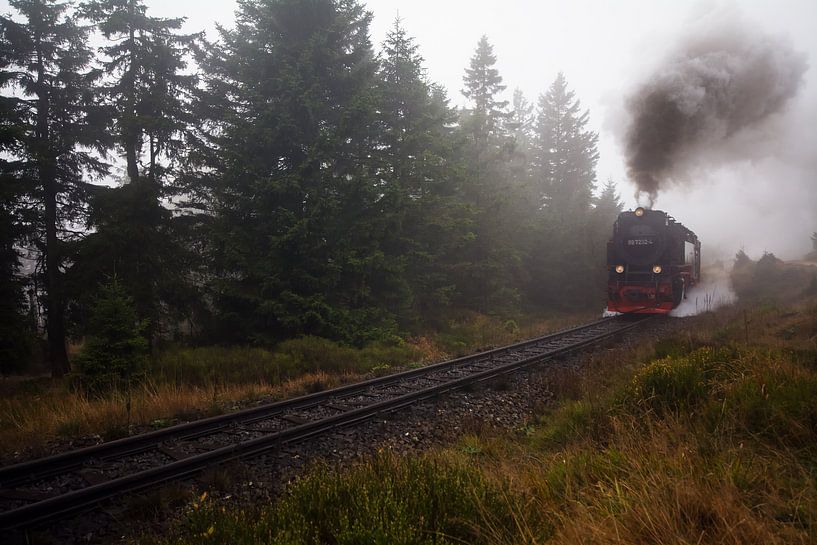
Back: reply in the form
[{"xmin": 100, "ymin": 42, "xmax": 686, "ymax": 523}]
[{"xmin": 0, "ymin": 0, "xmax": 623, "ymax": 377}]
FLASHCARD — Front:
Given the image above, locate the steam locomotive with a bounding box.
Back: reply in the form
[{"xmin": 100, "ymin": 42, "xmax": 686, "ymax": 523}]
[{"xmin": 607, "ymin": 207, "xmax": 700, "ymax": 314}]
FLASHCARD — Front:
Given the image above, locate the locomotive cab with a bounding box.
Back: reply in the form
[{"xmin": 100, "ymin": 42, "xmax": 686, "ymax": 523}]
[{"xmin": 607, "ymin": 207, "xmax": 700, "ymax": 314}]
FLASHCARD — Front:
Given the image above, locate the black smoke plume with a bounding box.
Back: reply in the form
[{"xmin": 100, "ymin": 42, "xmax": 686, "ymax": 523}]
[{"xmin": 624, "ymin": 17, "xmax": 807, "ymax": 204}]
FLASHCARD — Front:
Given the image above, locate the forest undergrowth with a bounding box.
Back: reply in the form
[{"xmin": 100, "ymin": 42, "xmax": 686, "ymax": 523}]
[
  {"xmin": 143, "ymin": 298, "xmax": 817, "ymax": 544},
  {"xmin": 0, "ymin": 311, "xmax": 593, "ymax": 456}
]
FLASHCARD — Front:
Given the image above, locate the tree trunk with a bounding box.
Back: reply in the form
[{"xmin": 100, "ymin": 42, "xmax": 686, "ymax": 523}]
[
  {"xmin": 124, "ymin": 0, "xmax": 139, "ymax": 183},
  {"xmin": 35, "ymin": 32, "xmax": 69, "ymax": 377},
  {"xmin": 44, "ymin": 164, "xmax": 69, "ymax": 377},
  {"xmin": 148, "ymin": 132, "xmax": 157, "ymax": 185}
]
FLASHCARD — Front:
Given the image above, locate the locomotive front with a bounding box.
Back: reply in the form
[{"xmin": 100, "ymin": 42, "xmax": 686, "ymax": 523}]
[{"xmin": 606, "ymin": 207, "xmax": 700, "ymax": 314}]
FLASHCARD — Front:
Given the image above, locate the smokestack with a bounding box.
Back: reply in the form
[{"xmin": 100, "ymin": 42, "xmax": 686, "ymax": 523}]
[{"xmin": 623, "ymin": 14, "xmax": 807, "ymax": 205}]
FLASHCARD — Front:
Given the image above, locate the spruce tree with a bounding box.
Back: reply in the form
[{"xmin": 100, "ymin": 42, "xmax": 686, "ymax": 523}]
[
  {"xmin": 589, "ymin": 179, "xmax": 623, "ymax": 287},
  {"xmin": 529, "ymin": 73, "xmax": 601, "ymax": 308},
  {"xmin": 507, "ymin": 87, "xmax": 537, "ymax": 212},
  {"xmin": 593, "ymin": 180, "xmax": 622, "ymax": 224},
  {"xmin": 458, "ymin": 35, "xmax": 524, "ymax": 313},
  {"xmin": 73, "ymin": 0, "xmax": 199, "ymax": 341},
  {"xmin": 532, "ymin": 72, "xmax": 599, "ymax": 219},
  {"xmin": 0, "ymin": 32, "xmax": 33, "ymax": 374},
  {"xmin": 0, "ymin": 0, "xmax": 108, "ymax": 376},
  {"xmin": 194, "ymin": 0, "xmax": 389, "ymax": 344},
  {"xmin": 73, "ymin": 277, "xmax": 148, "ymax": 395},
  {"xmin": 461, "ymin": 35, "xmax": 508, "ymax": 145},
  {"xmin": 375, "ymin": 18, "xmax": 466, "ymax": 324},
  {"xmin": 0, "ymin": 201, "xmax": 31, "ymax": 375},
  {"xmin": 80, "ymin": 0, "xmax": 197, "ymax": 185},
  {"xmin": 508, "ymin": 88, "xmax": 534, "ymax": 153}
]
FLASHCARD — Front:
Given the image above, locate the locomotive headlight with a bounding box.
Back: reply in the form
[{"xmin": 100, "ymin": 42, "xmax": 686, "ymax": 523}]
[
  {"xmin": 652, "ymin": 265, "xmax": 662, "ymax": 274},
  {"xmin": 634, "ymin": 207, "xmax": 645, "ymax": 217},
  {"xmin": 615, "ymin": 265, "xmax": 625, "ymax": 274}
]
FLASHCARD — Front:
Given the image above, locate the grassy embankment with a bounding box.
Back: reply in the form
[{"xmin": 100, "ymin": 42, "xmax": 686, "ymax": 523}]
[
  {"xmin": 145, "ymin": 295, "xmax": 817, "ymax": 544},
  {"xmin": 0, "ymin": 312, "xmax": 594, "ymax": 456}
]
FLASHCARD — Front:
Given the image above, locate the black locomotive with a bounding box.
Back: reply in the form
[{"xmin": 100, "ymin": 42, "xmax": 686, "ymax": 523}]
[{"xmin": 607, "ymin": 207, "xmax": 700, "ymax": 313}]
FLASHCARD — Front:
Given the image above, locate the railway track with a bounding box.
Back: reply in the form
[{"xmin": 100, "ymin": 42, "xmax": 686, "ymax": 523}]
[{"xmin": 0, "ymin": 315, "xmax": 651, "ymax": 532}]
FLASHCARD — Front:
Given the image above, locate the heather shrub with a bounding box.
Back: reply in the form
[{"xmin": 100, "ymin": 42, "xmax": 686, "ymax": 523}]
[{"xmin": 619, "ymin": 347, "xmax": 736, "ymax": 416}]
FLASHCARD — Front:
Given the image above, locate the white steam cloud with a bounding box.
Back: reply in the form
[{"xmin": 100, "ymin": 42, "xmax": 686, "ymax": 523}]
[{"xmin": 670, "ymin": 264, "xmax": 737, "ymax": 317}]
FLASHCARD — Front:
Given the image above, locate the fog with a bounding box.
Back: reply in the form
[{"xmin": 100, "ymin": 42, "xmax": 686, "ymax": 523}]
[
  {"xmin": 152, "ymin": 0, "xmax": 814, "ymax": 262},
  {"xmin": 5, "ymin": 0, "xmax": 813, "ymax": 260}
]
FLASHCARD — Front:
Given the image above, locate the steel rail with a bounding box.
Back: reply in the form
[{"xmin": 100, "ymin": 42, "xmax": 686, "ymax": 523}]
[
  {"xmin": 0, "ymin": 316, "xmax": 650, "ymax": 530},
  {"xmin": 0, "ymin": 317, "xmax": 612, "ymax": 487}
]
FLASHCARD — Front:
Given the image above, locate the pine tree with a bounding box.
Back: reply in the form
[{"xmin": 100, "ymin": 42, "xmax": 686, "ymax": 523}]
[
  {"xmin": 459, "ymin": 35, "xmax": 511, "ymax": 204},
  {"xmin": 375, "ymin": 18, "xmax": 466, "ymax": 324},
  {"xmin": 589, "ymin": 179, "xmax": 623, "ymax": 290},
  {"xmin": 461, "ymin": 35, "xmax": 508, "ymax": 144},
  {"xmin": 508, "ymin": 88, "xmax": 534, "ymax": 153},
  {"xmin": 734, "ymin": 248, "xmax": 752, "ymax": 268},
  {"xmin": 593, "ymin": 179, "xmax": 623, "ymax": 224},
  {"xmin": 0, "ymin": 0, "xmax": 108, "ymax": 376},
  {"xmin": 529, "ymin": 73, "xmax": 601, "ymax": 308},
  {"xmin": 80, "ymin": 0, "xmax": 197, "ymax": 185},
  {"xmin": 532, "ymin": 72, "xmax": 599, "ymax": 219},
  {"xmin": 193, "ymin": 0, "xmax": 389, "ymax": 344},
  {"xmin": 73, "ymin": 0, "xmax": 200, "ymax": 341},
  {"xmin": 457, "ymin": 35, "xmax": 525, "ymax": 313},
  {"xmin": 507, "ymin": 87, "xmax": 536, "ymax": 208}
]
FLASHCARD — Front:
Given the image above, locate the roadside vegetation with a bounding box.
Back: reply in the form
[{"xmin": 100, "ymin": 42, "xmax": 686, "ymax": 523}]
[
  {"xmin": 0, "ymin": 311, "xmax": 592, "ymax": 456},
  {"xmin": 144, "ymin": 297, "xmax": 817, "ymax": 544},
  {"xmin": 732, "ymin": 249, "xmax": 817, "ymax": 302}
]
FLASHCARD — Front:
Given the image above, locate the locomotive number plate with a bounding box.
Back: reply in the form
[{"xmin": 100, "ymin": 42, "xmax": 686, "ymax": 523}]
[{"xmin": 626, "ymin": 239, "xmax": 654, "ymax": 246}]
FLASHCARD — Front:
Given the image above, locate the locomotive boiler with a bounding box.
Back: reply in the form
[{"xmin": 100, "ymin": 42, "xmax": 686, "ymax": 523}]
[{"xmin": 607, "ymin": 207, "xmax": 700, "ymax": 314}]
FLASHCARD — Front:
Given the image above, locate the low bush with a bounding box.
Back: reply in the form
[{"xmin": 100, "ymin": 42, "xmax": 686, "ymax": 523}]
[
  {"xmin": 434, "ymin": 311, "xmax": 595, "ymax": 357},
  {"xmin": 533, "ymin": 400, "xmax": 598, "ymax": 448},
  {"xmin": 150, "ymin": 346, "xmax": 290, "ymax": 387},
  {"xmin": 537, "ymin": 448, "xmax": 628, "ymax": 501},
  {"xmin": 618, "ymin": 346, "xmax": 736, "ymax": 416},
  {"xmin": 275, "ymin": 336, "xmax": 418, "ymax": 375}
]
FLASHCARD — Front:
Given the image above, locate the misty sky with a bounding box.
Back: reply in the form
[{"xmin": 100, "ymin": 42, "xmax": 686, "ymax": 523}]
[{"xmin": 3, "ymin": 0, "xmax": 816, "ymax": 260}]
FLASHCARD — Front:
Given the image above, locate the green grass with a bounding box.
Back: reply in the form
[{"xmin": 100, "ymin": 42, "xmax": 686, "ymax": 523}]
[
  {"xmin": 144, "ymin": 454, "xmax": 537, "ymax": 545},
  {"xmin": 150, "ymin": 336, "xmax": 421, "ymax": 387},
  {"xmin": 142, "ymin": 299, "xmax": 817, "ymax": 545},
  {"xmin": 617, "ymin": 346, "xmax": 736, "ymax": 416}
]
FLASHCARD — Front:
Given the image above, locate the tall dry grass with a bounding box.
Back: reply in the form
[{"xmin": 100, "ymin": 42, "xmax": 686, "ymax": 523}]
[
  {"xmin": 2, "ymin": 311, "xmax": 593, "ymax": 457},
  {"xmin": 0, "ymin": 372, "xmax": 350, "ymax": 457}
]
